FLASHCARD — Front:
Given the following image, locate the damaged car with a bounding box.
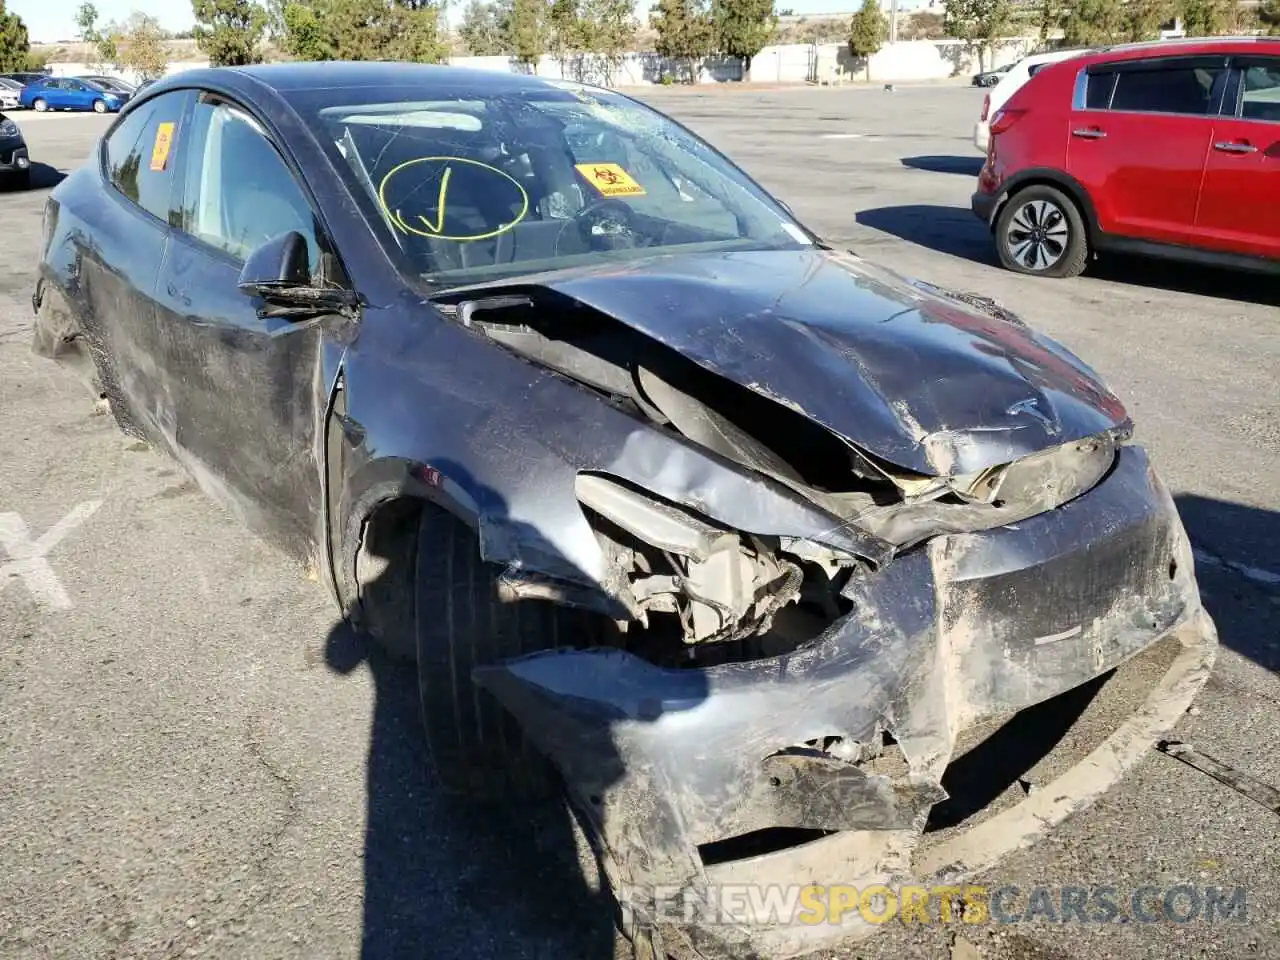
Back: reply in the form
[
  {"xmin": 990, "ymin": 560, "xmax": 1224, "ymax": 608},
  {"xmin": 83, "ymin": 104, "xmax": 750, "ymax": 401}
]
[{"xmin": 32, "ymin": 63, "xmax": 1217, "ymax": 960}]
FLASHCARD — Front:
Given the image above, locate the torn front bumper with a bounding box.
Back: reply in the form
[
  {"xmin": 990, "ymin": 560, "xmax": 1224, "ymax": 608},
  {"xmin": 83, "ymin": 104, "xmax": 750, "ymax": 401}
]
[{"xmin": 475, "ymin": 445, "xmax": 1217, "ymax": 959}]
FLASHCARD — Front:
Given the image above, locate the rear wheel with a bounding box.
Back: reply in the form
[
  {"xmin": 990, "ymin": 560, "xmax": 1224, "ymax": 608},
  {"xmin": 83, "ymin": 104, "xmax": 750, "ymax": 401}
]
[
  {"xmin": 32, "ymin": 98, "xmax": 47, "ymax": 113},
  {"xmin": 411, "ymin": 506, "xmax": 592, "ymax": 800},
  {"xmin": 995, "ymin": 184, "xmax": 1089, "ymax": 279}
]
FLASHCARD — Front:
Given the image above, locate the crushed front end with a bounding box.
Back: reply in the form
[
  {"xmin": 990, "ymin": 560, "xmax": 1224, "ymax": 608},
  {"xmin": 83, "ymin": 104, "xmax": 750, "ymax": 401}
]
[{"xmin": 475, "ymin": 444, "xmax": 1216, "ymax": 960}]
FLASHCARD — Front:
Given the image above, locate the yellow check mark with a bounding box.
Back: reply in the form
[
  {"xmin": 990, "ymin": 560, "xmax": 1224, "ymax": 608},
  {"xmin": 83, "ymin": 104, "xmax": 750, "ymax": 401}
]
[{"xmin": 415, "ymin": 165, "xmax": 452, "ymax": 235}]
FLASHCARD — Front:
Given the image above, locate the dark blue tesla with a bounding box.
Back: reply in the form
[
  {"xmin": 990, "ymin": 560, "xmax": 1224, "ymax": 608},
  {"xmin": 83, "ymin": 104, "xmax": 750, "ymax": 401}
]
[{"xmin": 29, "ymin": 61, "xmax": 1214, "ymax": 960}]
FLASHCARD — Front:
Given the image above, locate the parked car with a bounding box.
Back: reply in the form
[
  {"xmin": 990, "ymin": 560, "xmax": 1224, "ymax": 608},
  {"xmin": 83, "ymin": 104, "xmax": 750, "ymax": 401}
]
[
  {"xmin": 0, "ymin": 71, "xmax": 51, "ymax": 87},
  {"xmin": 972, "ymin": 63, "xmax": 1012, "ymax": 87},
  {"xmin": 972, "ymin": 37, "xmax": 1280, "ymax": 277},
  {"xmin": 0, "ymin": 111, "xmax": 30, "ymax": 187},
  {"xmin": 0, "ymin": 78, "xmax": 21, "ymax": 111},
  {"xmin": 19, "ymin": 76, "xmax": 126, "ymax": 113},
  {"xmin": 75, "ymin": 75, "xmax": 136, "ymax": 98},
  {"xmin": 973, "ymin": 47, "xmax": 1095, "ymax": 152},
  {"xmin": 31, "ymin": 62, "xmax": 1216, "ymax": 959}
]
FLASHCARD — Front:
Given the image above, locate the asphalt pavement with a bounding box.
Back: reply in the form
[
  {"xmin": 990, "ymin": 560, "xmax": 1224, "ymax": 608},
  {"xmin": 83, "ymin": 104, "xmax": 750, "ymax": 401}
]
[{"xmin": 1, "ymin": 88, "xmax": 1277, "ymax": 960}]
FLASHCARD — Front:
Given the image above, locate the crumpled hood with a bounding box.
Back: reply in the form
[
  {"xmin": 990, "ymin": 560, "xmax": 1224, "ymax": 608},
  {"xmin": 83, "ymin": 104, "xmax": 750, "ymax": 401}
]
[{"xmin": 534, "ymin": 248, "xmax": 1129, "ymax": 476}]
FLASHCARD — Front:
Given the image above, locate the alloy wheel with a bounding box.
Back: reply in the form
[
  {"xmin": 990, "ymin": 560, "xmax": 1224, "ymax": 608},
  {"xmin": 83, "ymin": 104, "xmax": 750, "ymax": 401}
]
[{"xmin": 1004, "ymin": 199, "xmax": 1070, "ymax": 272}]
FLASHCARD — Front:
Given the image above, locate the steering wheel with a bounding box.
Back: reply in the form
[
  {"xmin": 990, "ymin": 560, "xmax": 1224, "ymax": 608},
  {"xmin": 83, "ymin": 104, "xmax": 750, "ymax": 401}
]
[{"xmin": 574, "ymin": 197, "xmax": 641, "ymax": 248}]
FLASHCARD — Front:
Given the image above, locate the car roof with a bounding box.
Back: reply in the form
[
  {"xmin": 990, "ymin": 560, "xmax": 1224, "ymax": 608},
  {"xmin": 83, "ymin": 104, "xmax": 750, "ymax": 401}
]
[
  {"xmin": 1084, "ymin": 35, "xmax": 1280, "ymax": 64},
  {"xmin": 152, "ymin": 61, "xmax": 593, "ymax": 99}
]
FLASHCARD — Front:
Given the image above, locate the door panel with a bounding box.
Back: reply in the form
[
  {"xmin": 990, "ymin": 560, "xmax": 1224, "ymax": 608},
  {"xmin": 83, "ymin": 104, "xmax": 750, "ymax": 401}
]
[
  {"xmin": 77, "ymin": 90, "xmax": 191, "ymax": 440},
  {"xmin": 1194, "ymin": 59, "xmax": 1280, "ymax": 260},
  {"xmin": 152, "ymin": 92, "xmax": 338, "ymax": 556},
  {"xmin": 1068, "ymin": 58, "xmax": 1224, "ymax": 245}
]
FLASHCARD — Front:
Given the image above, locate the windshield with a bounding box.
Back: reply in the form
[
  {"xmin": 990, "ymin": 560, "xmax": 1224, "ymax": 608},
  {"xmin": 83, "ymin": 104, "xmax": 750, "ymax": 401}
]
[{"xmin": 291, "ymin": 79, "xmax": 814, "ymax": 288}]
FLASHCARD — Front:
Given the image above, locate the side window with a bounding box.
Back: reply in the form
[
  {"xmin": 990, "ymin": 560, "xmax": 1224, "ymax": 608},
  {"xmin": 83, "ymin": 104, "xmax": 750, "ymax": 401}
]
[
  {"xmin": 103, "ymin": 90, "xmax": 189, "ymax": 222},
  {"xmin": 1109, "ymin": 62, "xmax": 1224, "ymax": 116},
  {"xmin": 1085, "ymin": 72, "xmax": 1115, "ymax": 110},
  {"xmin": 179, "ymin": 95, "xmax": 323, "ymax": 275},
  {"xmin": 1240, "ymin": 61, "xmax": 1280, "ymax": 123}
]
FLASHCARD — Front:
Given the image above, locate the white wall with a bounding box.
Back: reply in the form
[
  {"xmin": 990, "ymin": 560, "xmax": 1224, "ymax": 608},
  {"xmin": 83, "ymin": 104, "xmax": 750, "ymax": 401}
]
[
  {"xmin": 40, "ymin": 37, "xmax": 1040, "ymax": 90},
  {"xmin": 45, "ymin": 60, "xmax": 210, "ymax": 83}
]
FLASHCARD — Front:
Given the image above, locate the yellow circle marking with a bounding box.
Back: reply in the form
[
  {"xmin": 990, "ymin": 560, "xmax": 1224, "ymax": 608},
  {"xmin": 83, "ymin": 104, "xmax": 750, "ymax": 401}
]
[{"xmin": 377, "ymin": 155, "xmax": 530, "ymax": 242}]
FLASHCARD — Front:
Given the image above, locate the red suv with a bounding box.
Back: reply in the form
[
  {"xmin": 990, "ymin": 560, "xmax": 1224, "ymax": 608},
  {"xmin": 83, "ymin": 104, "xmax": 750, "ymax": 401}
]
[{"xmin": 972, "ymin": 38, "xmax": 1280, "ymax": 278}]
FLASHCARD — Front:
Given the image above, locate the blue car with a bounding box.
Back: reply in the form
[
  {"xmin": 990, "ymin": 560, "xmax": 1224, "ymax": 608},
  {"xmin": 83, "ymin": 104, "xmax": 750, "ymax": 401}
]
[{"xmin": 20, "ymin": 77, "xmax": 126, "ymax": 114}]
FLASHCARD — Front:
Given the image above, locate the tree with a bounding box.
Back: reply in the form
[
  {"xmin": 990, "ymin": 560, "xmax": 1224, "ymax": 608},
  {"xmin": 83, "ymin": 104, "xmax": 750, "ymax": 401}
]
[
  {"xmin": 847, "ymin": 0, "xmax": 885, "ymax": 81},
  {"xmin": 1261, "ymin": 0, "xmax": 1280, "ymax": 34},
  {"xmin": 712, "ymin": 0, "xmax": 776, "ymax": 80},
  {"xmin": 109, "ymin": 12, "xmax": 171, "ymax": 80},
  {"xmin": 0, "ymin": 0, "xmax": 32, "ymax": 73},
  {"xmin": 1059, "ymin": 0, "xmax": 1123, "ymax": 44},
  {"xmin": 279, "ymin": 0, "xmax": 447, "ymax": 62},
  {"xmin": 650, "ymin": 0, "xmax": 713, "ymax": 82},
  {"xmin": 578, "ymin": 0, "xmax": 636, "ymax": 81},
  {"xmin": 508, "ymin": 0, "xmax": 546, "ymax": 70},
  {"xmin": 1180, "ymin": 0, "xmax": 1228, "ymax": 34},
  {"xmin": 192, "ymin": 0, "xmax": 268, "ymax": 66},
  {"xmin": 458, "ymin": 0, "xmax": 507, "ymax": 54},
  {"xmin": 1122, "ymin": 0, "xmax": 1171, "ymax": 40},
  {"xmin": 943, "ymin": 0, "xmax": 1011, "ymax": 73}
]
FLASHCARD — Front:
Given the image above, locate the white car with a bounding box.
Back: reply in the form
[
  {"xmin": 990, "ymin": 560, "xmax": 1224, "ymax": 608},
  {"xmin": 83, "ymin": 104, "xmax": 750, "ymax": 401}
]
[
  {"xmin": 0, "ymin": 79, "xmax": 21, "ymax": 111},
  {"xmin": 973, "ymin": 47, "xmax": 1095, "ymax": 153}
]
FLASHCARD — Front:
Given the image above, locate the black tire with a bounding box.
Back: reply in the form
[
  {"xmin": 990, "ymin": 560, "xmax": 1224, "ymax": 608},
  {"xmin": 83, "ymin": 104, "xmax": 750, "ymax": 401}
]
[
  {"xmin": 32, "ymin": 98, "xmax": 47, "ymax": 113},
  {"xmin": 92, "ymin": 99, "xmax": 107, "ymax": 113},
  {"xmin": 995, "ymin": 184, "xmax": 1089, "ymax": 279},
  {"xmin": 413, "ymin": 506, "xmax": 589, "ymax": 800},
  {"xmin": 2, "ymin": 169, "xmax": 29, "ymax": 190}
]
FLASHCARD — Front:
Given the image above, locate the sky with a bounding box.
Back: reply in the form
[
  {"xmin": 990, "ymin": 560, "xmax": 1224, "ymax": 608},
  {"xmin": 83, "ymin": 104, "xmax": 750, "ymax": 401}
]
[
  {"xmin": 12, "ymin": 0, "xmax": 194, "ymax": 43},
  {"xmin": 11, "ymin": 0, "xmax": 873, "ymax": 44}
]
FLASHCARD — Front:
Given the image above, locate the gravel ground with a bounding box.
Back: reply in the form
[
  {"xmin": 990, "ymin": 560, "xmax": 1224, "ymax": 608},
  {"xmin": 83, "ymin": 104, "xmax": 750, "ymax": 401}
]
[{"xmin": 0, "ymin": 87, "xmax": 1276, "ymax": 960}]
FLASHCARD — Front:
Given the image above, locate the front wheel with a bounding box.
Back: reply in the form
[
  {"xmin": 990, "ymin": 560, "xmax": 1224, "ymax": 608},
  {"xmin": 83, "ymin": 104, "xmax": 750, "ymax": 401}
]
[
  {"xmin": 32, "ymin": 98, "xmax": 47, "ymax": 113},
  {"xmin": 995, "ymin": 184, "xmax": 1089, "ymax": 278},
  {"xmin": 92, "ymin": 99, "xmax": 107, "ymax": 114},
  {"xmin": 412, "ymin": 507, "xmax": 593, "ymax": 800}
]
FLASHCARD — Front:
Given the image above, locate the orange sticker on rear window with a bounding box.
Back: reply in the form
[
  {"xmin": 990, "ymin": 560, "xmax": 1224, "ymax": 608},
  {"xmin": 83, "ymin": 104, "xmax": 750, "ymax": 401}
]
[
  {"xmin": 575, "ymin": 162, "xmax": 646, "ymax": 198},
  {"xmin": 150, "ymin": 121, "xmax": 175, "ymax": 172}
]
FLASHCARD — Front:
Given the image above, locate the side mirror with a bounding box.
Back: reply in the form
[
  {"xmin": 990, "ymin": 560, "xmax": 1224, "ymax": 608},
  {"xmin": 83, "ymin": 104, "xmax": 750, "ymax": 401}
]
[
  {"xmin": 237, "ymin": 231, "xmax": 361, "ymax": 320},
  {"xmin": 237, "ymin": 230, "xmax": 312, "ymax": 296}
]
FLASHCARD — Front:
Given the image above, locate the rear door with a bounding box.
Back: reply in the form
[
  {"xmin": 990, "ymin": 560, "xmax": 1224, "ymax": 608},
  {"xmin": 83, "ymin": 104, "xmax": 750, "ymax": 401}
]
[
  {"xmin": 79, "ymin": 90, "xmax": 193, "ymax": 436},
  {"xmin": 151, "ymin": 90, "xmax": 347, "ymax": 553},
  {"xmin": 1067, "ymin": 55, "xmax": 1227, "ymax": 245},
  {"xmin": 1193, "ymin": 56, "xmax": 1280, "ymax": 260}
]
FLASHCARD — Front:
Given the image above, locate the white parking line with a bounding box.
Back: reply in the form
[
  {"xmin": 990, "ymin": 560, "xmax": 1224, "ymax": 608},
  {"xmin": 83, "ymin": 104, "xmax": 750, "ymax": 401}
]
[{"xmin": 0, "ymin": 500, "xmax": 101, "ymax": 609}]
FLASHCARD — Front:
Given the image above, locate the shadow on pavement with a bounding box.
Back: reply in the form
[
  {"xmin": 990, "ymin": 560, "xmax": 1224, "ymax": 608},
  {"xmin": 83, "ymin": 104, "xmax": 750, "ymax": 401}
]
[
  {"xmin": 1175, "ymin": 494, "xmax": 1280, "ymax": 674},
  {"xmin": 0, "ymin": 162, "xmax": 66, "ymax": 192},
  {"xmin": 856, "ymin": 203, "xmax": 998, "ymax": 263},
  {"xmin": 857, "ymin": 202, "xmax": 1280, "ymax": 307},
  {"xmin": 325, "ymin": 623, "xmax": 621, "ymax": 960},
  {"xmin": 900, "ymin": 155, "xmax": 984, "ymax": 176}
]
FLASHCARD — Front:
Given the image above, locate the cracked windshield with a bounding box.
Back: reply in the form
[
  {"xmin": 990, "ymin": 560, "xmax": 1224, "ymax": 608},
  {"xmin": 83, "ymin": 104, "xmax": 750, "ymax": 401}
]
[{"xmin": 293, "ymin": 81, "xmax": 814, "ymax": 285}]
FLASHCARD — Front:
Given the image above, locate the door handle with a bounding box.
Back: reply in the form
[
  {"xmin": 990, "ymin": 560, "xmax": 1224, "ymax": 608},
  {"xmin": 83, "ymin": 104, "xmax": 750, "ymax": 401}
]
[
  {"xmin": 1213, "ymin": 141, "xmax": 1257, "ymax": 154},
  {"xmin": 1072, "ymin": 127, "xmax": 1107, "ymax": 139}
]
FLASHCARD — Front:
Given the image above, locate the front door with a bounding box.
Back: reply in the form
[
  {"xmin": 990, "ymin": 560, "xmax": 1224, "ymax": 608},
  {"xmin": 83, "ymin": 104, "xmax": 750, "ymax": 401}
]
[
  {"xmin": 1194, "ymin": 56, "xmax": 1280, "ymax": 261},
  {"xmin": 1068, "ymin": 55, "xmax": 1226, "ymax": 246},
  {"xmin": 151, "ymin": 91, "xmax": 348, "ymax": 557}
]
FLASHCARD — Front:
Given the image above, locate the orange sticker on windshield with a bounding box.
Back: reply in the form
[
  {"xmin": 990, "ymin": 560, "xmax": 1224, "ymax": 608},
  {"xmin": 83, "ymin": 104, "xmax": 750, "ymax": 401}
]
[
  {"xmin": 150, "ymin": 121, "xmax": 175, "ymax": 172},
  {"xmin": 575, "ymin": 163, "xmax": 646, "ymax": 198}
]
